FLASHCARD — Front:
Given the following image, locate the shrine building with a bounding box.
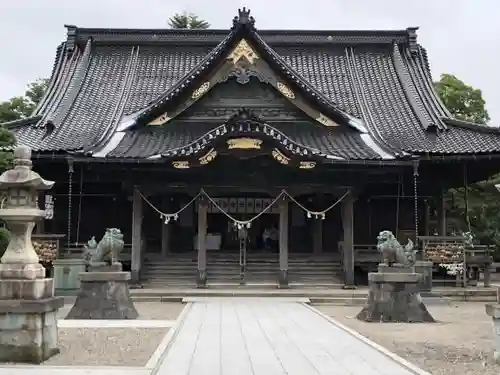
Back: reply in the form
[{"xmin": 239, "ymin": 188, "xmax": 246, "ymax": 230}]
[{"xmin": 4, "ymin": 8, "xmax": 500, "ymax": 288}]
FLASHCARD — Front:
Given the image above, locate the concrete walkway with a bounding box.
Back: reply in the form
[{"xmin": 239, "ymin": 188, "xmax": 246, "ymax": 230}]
[{"xmin": 153, "ymin": 300, "xmax": 428, "ymax": 375}]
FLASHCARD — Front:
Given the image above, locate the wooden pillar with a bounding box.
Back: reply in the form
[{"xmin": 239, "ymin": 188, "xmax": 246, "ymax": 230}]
[
  {"xmin": 341, "ymin": 191, "xmax": 356, "ymax": 289},
  {"xmin": 423, "ymin": 200, "xmax": 430, "ymax": 236},
  {"xmin": 278, "ymin": 199, "xmax": 289, "ymax": 288},
  {"xmin": 131, "ymin": 187, "xmax": 143, "ymax": 284},
  {"xmin": 161, "ymin": 196, "xmax": 171, "ymax": 257},
  {"xmin": 437, "ymin": 186, "xmax": 447, "ymax": 235},
  {"xmin": 196, "ymin": 197, "xmax": 208, "ymax": 287},
  {"xmin": 313, "ymin": 220, "xmax": 323, "ymax": 255}
]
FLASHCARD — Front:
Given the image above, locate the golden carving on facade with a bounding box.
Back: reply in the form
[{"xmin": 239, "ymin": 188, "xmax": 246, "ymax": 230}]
[
  {"xmin": 199, "ymin": 148, "xmax": 218, "ymax": 165},
  {"xmin": 272, "ymin": 148, "xmax": 290, "ymax": 165},
  {"xmin": 227, "ymin": 39, "xmax": 259, "ymax": 65},
  {"xmin": 172, "ymin": 161, "xmax": 190, "ymax": 169},
  {"xmin": 226, "ymin": 138, "xmax": 262, "ymax": 150},
  {"xmin": 276, "ymin": 82, "xmax": 295, "ymax": 100},
  {"xmin": 299, "ymin": 161, "xmax": 316, "ymax": 169},
  {"xmin": 149, "ymin": 112, "xmax": 171, "ymax": 126},
  {"xmin": 191, "ymin": 81, "xmax": 211, "ymax": 100},
  {"xmin": 316, "ymin": 113, "xmax": 338, "ymax": 127}
]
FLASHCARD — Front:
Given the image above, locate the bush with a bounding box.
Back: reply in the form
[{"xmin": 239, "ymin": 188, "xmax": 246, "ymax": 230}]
[{"xmin": 0, "ymin": 227, "xmax": 10, "ymax": 259}]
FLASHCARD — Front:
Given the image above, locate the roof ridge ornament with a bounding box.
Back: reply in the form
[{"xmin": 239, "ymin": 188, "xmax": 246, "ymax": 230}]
[{"xmin": 232, "ymin": 7, "xmax": 255, "ymax": 30}]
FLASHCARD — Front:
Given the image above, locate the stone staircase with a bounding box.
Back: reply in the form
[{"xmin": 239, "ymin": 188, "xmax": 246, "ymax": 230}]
[{"xmin": 141, "ymin": 252, "xmax": 343, "ymax": 288}]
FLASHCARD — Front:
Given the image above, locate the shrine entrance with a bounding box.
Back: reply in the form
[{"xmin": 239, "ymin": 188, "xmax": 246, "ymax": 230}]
[{"xmin": 200, "ymin": 194, "xmax": 282, "ymax": 285}]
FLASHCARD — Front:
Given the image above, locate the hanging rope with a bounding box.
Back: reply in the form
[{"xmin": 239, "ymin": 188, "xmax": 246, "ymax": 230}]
[
  {"xmin": 137, "ymin": 189, "xmax": 350, "ymax": 229},
  {"xmin": 202, "ymin": 189, "xmax": 286, "ymax": 229},
  {"xmin": 395, "ymin": 173, "xmax": 402, "ymax": 235},
  {"xmin": 283, "ymin": 190, "xmax": 349, "ymax": 219},
  {"xmin": 75, "ymin": 167, "xmax": 84, "ymax": 245},
  {"xmin": 139, "ymin": 191, "xmax": 202, "ymax": 224},
  {"xmin": 66, "ymin": 159, "xmax": 74, "ymax": 248},
  {"xmin": 412, "ymin": 160, "xmax": 419, "ymax": 241},
  {"xmin": 463, "ymin": 165, "xmax": 471, "ymax": 233}
]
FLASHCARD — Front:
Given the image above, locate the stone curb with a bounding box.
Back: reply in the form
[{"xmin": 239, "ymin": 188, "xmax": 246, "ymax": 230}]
[
  {"xmin": 148, "ymin": 302, "xmax": 193, "ymax": 371},
  {"xmin": 302, "ymin": 303, "xmax": 432, "ymax": 375}
]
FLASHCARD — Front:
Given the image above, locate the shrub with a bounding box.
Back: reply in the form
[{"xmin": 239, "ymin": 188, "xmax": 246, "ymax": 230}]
[{"xmin": 0, "ymin": 227, "xmax": 10, "ymax": 259}]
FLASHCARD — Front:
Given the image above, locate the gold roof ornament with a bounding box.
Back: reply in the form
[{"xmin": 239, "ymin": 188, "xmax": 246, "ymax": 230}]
[
  {"xmin": 316, "ymin": 113, "xmax": 338, "ymax": 127},
  {"xmin": 172, "ymin": 161, "xmax": 190, "ymax": 169},
  {"xmin": 227, "ymin": 39, "xmax": 259, "ymax": 65},
  {"xmin": 299, "ymin": 161, "xmax": 316, "ymax": 169},
  {"xmin": 276, "ymin": 82, "xmax": 295, "ymax": 100},
  {"xmin": 149, "ymin": 112, "xmax": 171, "ymax": 126},
  {"xmin": 272, "ymin": 148, "xmax": 290, "ymax": 165},
  {"xmin": 199, "ymin": 148, "xmax": 218, "ymax": 165},
  {"xmin": 226, "ymin": 138, "xmax": 262, "ymax": 150},
  {"xmin": 191, "ymin": 81, "xmax": 211, "ymax": 100}
]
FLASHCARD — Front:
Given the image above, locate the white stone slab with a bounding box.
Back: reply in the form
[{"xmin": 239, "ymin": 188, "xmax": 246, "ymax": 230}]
[
  {"xmin": 154, "ymin": 300, "xmax": 426, "ymax": 375},
  {"xmin": 182, "ymin": 296, "xmax": 310, "ymax": 303},
  {"xmin": 57, "ymin": 319, "xmax": 175, "ymax": 328},
  {"xmin": 0, "ymin": 366, "xmax": 151, "ymax": 375}
]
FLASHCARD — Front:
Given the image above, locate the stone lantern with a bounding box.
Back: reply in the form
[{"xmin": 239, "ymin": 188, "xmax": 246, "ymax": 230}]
[{"xmin": 0, "ymin": 146, "xmax": 63, "ymax": 363}]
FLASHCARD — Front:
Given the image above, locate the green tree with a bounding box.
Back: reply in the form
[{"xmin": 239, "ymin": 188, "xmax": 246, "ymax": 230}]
[
  {"xmin": 435, "ymin": 74, "xmax": 500, "ymax": 256},
  {"xmin": 0, "ymin": 78, "xmax": 49, "ymax": 124},
  {"xmin": 435, "ymin": 73, "xmax": 490, "ymax": 124},
  {"xmin": 0, "ymin": 78, "xmax": 47, "ymax": 172},
  {"xmin": 168, "ymin": 12, "xmax": 210, "ymax": 29}
]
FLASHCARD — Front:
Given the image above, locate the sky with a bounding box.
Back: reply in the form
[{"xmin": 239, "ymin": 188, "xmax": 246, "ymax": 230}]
[{"xmin": 0, "ymin": 0, "xmax": 499, "ymax": 124}]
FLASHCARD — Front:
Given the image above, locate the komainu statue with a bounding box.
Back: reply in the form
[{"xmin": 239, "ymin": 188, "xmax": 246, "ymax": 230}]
[
  {"xmin": 82, "ymin": 228, "xmax": 124, "ymax": 265},
  {"xmin": 376, "ymin": 230, "xmax": 416, "ymax": 267}
]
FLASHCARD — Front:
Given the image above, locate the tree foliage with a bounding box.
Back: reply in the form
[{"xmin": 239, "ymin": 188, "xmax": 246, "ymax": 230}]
[
  {"xmin": 434, "ymin": 73, "xmax": 490, "ymax": 125},
  {"xmin": 0, "ymin": 78, "xmax": 48, "ymax": 172},
  {"xmin": 168, "ymin": 12, "xmax": 210, "ymax": 29},
  {"xmin": 435, "ymin": 74, "xmax": 500, "ymax": 257},
  {"xmin": 0, "ymin": 78, "xmax": 49, "ymax": 124}
]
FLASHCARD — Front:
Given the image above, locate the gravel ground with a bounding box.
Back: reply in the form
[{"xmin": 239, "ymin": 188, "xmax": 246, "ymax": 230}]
[
  {"xmin": 58, "ymin": 302, "xmax": 186, "ymax": 320},
  {"xmin": 42, "ymin": 328, "xmax": 168, "ymax": 366},
  {"xmin": 135, "ymin": 302, "xmax": 186, "ymax": 320},
  {"xmin": 315, "ymin": 303, "xmax": 499, "ymax": 375}
]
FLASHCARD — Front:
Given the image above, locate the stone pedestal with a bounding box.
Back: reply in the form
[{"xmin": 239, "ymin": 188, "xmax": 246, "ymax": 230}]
[
  {"xmin": 196, "ymin": 269, "xmax": 207, "ymax": 288},
  {"xmin": 485, "ymin": 304, "xmax": 500, "ymax": 364},
  {"xmin": 66, "ymin": 271, "xmax": 138, "ymax": 319},
  {"xmin": 415, "ymin": 260, "xmax": 433, "ymax": 292},
  {"xmin": 356, "ymin": 264, "xmax": 435, "ymax": 323},
  {"xmin": 0, "ymin": 265, "xmax": 64, "ymax": 363},
  {"xmin": 278, "ymin": 269, "xmax": 289, "ymax": 289},
  {"xmin": 53, "ymin": 258, "xmax": 86, "ymax": 295}
]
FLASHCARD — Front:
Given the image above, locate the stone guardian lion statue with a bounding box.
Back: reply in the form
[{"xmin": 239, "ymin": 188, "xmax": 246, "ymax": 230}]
[
  {"xmin": 83, "ymin": 228, "xmax": 124, "ymax": 266},
  {"xmin": 376, "ymin": 230, "xmax": 416, "ymax": 267}
]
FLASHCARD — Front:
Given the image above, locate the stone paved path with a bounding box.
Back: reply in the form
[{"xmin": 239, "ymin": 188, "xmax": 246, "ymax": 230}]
[{"xmin": 154, "ymin": 300, "xmax": 427, "ymax": 375}]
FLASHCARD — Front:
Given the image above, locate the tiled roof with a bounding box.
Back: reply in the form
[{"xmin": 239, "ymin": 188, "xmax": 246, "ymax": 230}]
[
  {"xmin": 8, "ymin": 8, "xmax": 500, "ymax": 160},
  {"xmin": 107, "ymin": 115, "xmax": 381, "ymax": 160}
]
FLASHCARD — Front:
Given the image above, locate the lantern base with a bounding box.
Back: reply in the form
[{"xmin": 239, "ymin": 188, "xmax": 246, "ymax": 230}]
[
  {"xmin": 0, "ymin": 262, "xmax": 46, "ymax": 280},
  {"xmin": 0, "ymin": 276, "xmax": 63, "ymax": 364}
]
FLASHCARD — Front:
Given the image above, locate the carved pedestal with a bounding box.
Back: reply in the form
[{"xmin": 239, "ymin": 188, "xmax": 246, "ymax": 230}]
[
  {"xmin": 66, "ymin": 271, "xmax": 138, "ymax": 319},
  {"xmin": 196, "ymin": 269, "xmax": 207, "ymax": 288},
  {"xmin": 485, "ymin": 304, "xmax": 500, "ymax": 364},
  {"xmin": 278, "ymin": 269, "xmax": 288, "ymax": 288},
  {"xmin": 0, "ymin": 267, "xmax": 64, "ymax": 363},
  {"xmin": 356, "ymin": 264, "xmax": 435, "ymax": 323}
]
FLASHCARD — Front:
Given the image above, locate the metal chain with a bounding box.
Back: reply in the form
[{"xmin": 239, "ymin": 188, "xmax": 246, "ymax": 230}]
[
  {"xmin": 67, "ymin": 159, "xmax": 74, "ymax": 248},
  {"xmin": 412, "ymin": 160, "xmax": 419, "ymax": 241}
]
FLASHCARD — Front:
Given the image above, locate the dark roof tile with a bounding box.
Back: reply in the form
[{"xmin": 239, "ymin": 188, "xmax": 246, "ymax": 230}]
[{"xmin": 8, "ymin": 12, "xmax": 500, "ymax": 158}]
